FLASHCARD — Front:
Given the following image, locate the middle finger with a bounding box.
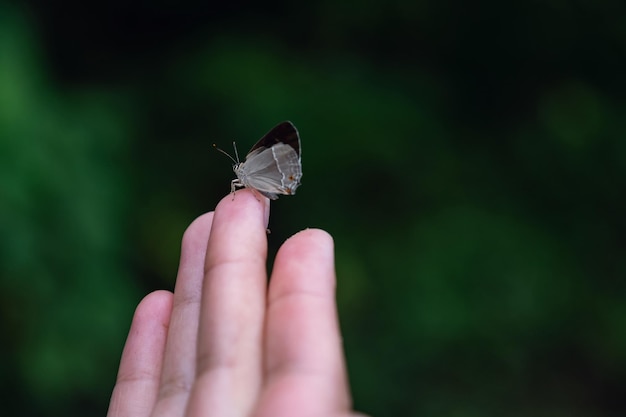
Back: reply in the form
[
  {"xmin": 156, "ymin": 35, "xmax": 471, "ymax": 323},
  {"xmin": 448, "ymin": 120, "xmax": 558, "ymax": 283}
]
[{"xmin": 187, "ymin": 190, "xmax": 270, "ymax": 417}]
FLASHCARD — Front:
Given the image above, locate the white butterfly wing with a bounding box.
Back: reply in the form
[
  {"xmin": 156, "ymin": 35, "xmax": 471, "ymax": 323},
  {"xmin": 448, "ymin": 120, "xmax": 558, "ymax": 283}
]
[{"xmin": 236, "ymin": 143, "xmax": 302, "ymax": 200}]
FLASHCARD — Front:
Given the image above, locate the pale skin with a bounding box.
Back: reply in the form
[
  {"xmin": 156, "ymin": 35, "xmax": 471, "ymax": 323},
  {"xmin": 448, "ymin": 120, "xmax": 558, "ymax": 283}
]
[{"xmin": 107, "ymin": 189, "xmax": 367, "ymax": 417}]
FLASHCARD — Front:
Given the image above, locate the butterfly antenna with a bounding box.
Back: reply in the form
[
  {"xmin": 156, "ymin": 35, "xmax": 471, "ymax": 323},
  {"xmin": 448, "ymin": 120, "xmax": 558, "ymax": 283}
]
[
  {"xmin": 232, "ymin": 141, "xmax": 241, "ymax": 164},
  {"xmin": 212, "ymin": 143, "xmax": 238, "ymax": 165}
]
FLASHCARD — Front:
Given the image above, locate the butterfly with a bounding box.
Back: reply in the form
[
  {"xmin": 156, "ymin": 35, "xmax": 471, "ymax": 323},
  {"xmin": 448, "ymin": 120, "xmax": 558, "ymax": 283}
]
[{"xmin": 214, "ymin": 121, "xmax": 302, "ymax": 200}]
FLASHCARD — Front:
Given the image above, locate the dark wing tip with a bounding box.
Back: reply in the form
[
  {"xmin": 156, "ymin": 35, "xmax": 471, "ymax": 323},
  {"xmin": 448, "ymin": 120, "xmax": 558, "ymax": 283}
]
[{"xmin": 250, "ymin": 121, "xmax": 301, "ymax": 156}]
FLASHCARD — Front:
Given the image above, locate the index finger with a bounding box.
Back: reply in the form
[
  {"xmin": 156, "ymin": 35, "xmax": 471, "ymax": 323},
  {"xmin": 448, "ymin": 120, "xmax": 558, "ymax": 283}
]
[
  {"xmin": 186, "ymin": 189, "xmax": 270, "ymax": 417},
  {"xmin": 258, "ymin": 229, "xmax": 352, "ymax": 416}
]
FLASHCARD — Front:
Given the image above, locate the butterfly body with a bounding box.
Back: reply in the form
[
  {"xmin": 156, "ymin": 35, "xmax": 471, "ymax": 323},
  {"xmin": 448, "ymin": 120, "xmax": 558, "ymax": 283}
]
[{"xmin": 226, "ymin": 121, "xmax": 302, "ymax": 200}]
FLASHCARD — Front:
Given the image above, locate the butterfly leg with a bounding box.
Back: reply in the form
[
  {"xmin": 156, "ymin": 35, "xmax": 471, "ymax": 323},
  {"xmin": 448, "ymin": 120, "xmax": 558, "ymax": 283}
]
[
  {"xmin": 230, "ymin": 179, "xmax": 264, "ymax": 202},
  {"xmin": 230, "ymin": 179, "xmax": 241, "ymax": 200},
  {"xmin": 250, "ymin": 189, "xmax": 263, "ymax": 202}
]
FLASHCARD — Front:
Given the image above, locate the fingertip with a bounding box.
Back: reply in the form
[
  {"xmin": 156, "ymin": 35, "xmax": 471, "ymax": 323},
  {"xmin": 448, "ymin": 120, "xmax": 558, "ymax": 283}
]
[
  {"xmin": 180, "ymin": 212, "xmax": 215, "ymax": 262},
  {"xmin": 116, "ymin": 290, "xmax": 174, "ymax": 382},
  {"xmin": 287, "ymin": 228, "xmax": 334, "ymax": 247},
  {"xmin": 271, "ymin": 228, "xmax": 336, "ymax": 302},
  {"xmin": 133, "ymin": 290, "xmax": 174, "ymax": 327},
  {"xmin": 110, "ymin": 290, "xmax": 174, "ymax": 417},
  {"xmin": 182, "ymin": 212, "xmax": 215, "ymax": 242},
  {"xmin": 214, "ymin": 189, "xmax": 270, "ymax": 229},
  {"xmin": 278, "ymin": 228, "xmax": 335, "ymax": 264}
]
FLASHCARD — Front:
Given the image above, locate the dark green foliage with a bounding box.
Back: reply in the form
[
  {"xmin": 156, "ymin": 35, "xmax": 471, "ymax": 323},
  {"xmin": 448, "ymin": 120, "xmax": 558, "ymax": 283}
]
[{"xmin": 1, "ymin": 1, "xmax": 625, "ymax": 416}]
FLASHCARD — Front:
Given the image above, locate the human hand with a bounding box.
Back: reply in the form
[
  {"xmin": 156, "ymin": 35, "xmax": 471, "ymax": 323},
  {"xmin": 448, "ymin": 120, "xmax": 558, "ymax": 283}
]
[{"xmin": 107, "ymin": 190, "xmax": 366, "ymax": 417}]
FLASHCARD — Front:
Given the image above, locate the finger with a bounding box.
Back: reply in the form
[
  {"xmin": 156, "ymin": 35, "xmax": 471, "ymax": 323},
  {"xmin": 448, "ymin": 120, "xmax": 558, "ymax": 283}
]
[
  {"xmin": 255, "ymin": 229, "xmax": 350, "ymax": 417},
  {"xmin": 107, "ymin": 290, "xmax": 174, "ymax": 417},
  {"xmin": 151, "ymin": 212, "xmax": 214, "ymax": 417},
  {"xmin": 187, "ymin": 189, "xmax": 270, "ymax": 417}
]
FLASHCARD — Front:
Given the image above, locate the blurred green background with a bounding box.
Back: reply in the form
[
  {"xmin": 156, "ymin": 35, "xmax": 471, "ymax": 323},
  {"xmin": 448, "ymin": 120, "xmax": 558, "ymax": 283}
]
[{"xmin": 1, "ymin": 1, "xmax": 625, "ymax": 416}]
